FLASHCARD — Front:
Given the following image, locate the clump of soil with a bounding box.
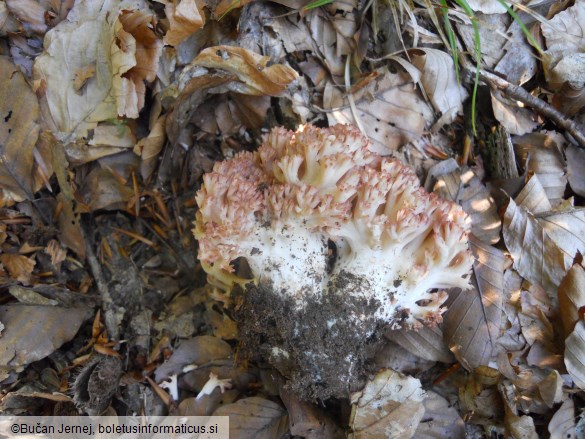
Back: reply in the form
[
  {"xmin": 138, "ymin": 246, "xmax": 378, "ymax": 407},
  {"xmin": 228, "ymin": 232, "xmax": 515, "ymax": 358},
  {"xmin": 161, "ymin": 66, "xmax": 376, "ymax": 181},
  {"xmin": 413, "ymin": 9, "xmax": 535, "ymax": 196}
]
[{"xmin": 236, "ymin": 273, "xmax": 387, "ymax": 401}]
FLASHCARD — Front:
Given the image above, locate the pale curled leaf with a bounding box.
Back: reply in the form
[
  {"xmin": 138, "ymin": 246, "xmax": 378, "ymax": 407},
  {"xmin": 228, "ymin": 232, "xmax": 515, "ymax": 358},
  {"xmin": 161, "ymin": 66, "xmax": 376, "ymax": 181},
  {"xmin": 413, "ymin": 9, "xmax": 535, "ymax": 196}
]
[
  {"xmin": 213, "ymin": 397, "xmax": 288, "ymax": 439},
  {"xmin": 564, "ymin": 320, "xmax": 585, "ymax": 389},
  {"xmin": 503, "ymin": 198, "xmax": 567, "ymax": 297},
  {"xmin": 443, "ymin": 235, "xmax": 504, "ymax": 371},
  {"xmin": 324, "ymin": 68, "xmax": 433, "ymax": 155},
  {"xmin": 548, "ymin": 398, "xmax": 576, "ymax": 439},
  {"xmin": 32, "ymin": 0, "xmax": 157, "ymax": 140},
  {"xmin": 411, "ymin": 48, "xmax": 467, "ymax": 125},
  {"xmin": 558, "ymin": 263, "xmax": 585, "ymax": 338},
  {"xmin": 193, "ymin": 46, "xmax": 298, "ymax": 96},
  {"xmin": 0, "ymin": 56, "xmax": 40, "ymax": 206},
  {"xmin": 136, "ymin": 114, "xmax": 167, "ymax": 181},
  {"xmin": 349, "ymin": 369, "xmax": 425, "ymax": 439},
  {"xmin": 0, "ymin": 304, "xmax": 87, "ymax": 368}
]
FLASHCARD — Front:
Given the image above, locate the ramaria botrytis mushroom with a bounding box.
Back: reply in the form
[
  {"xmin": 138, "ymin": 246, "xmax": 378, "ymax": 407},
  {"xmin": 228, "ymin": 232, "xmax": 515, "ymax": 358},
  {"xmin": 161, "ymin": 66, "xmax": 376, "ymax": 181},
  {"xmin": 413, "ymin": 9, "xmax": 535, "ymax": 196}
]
[{"xmin": 193, "ymin": 124, "xmax": 473, "ymax": 399}]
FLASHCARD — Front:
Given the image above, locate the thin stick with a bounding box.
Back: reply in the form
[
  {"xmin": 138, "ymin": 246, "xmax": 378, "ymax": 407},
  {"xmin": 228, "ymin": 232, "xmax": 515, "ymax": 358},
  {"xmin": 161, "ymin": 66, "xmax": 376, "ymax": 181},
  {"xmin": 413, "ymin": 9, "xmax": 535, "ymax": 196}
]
[{"xmin": 461, "ymin": 57, "xmax": 585, "ymax": 149}]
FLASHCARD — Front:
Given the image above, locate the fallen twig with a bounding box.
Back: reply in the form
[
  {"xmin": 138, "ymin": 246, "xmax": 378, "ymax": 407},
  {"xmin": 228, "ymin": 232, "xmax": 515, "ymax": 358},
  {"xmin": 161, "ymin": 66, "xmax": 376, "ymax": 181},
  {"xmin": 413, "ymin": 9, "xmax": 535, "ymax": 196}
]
[{"xmin": 461, "ymin": 57, "xmax": 585, "ymax": 149}]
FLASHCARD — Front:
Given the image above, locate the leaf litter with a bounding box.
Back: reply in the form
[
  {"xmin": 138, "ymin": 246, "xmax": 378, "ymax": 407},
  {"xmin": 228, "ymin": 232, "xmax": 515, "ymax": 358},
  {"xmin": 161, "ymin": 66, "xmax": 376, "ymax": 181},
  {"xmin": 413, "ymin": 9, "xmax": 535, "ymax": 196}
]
[{"xmin": 1, "ymin": 0, "xmax": 585, "ymax": 436}]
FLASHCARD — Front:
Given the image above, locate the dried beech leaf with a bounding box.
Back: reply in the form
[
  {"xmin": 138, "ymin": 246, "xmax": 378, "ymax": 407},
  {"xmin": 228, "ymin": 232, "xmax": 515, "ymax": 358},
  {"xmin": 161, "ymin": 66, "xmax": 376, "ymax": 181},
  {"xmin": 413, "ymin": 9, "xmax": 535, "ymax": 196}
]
[
  {"xmin": 213, "ymin": 397, "xmax": 288, "ymax": 439},
  {"xmin": 513, "ymin": 133, "xmax": 567, "ymax": 206},
  {"xmin": 558, "ymin": 264, "xmax": 585, "ymax": 337},
  {"xmin": 542, "ymin": 0, "xmax": 585, "ymax": 88},
  {"xmin": 564, "ymin": 320, "xmax": 585, "ymax": 389},
  {"xmin": 32, "ymin": 0, "xmax": 156, "ymax": 140},
  {"xmin": 386, "ymin": 325, "xmax": 453, "ymax": 363},
  {"xmin": 136, "ymin": 114, "xmax": 167, "ymax": 181},
  {"xmin": 411, "ymin": 48, "xmax": 467, "ymax": 124},
  {"xmin": 414, "ymin": 391, "xmax": 465, "ymax": 439},
  {"xmin": 503, "ymin": 198, "xmax": 567, "ymax": 297},
  {"xmin": 324, "ymin": 68, "xmax": 433, "ymax": 154},
  {"xmin": 349, "ymin": 369, "xmax": 425, "ymax": 438},
  {"xmin": 79, "ymin": 167, "xmax": 134, "ymax": 211},
  {"xmin": 516, "ymin": 175, "xmax": 551, "ymax": 214},
  {"xmin": 0, "ymin": 254, "xmax": 35, "ymax": 285},
  {"xmin": 0, "ymin": 56, "xmax": 39, "ymax": 206},
  {"xmin": 158, "ymin": 0, "xmax": 204, "ymax": 47},
  {"xmin": 458, "ymin": 169, "xmax": 501, "ymax": 244},
  {"xmin": 537, "ymin": 370, "xmax": 563, "ymax": 408},
  {"xmin": 443, "ymin": 236, "xmax": 504, "ymax": 370},
  {"xmin": 0, "ymin": 304, "xmax": 86, "ymax": 368},
  {"xmin": 491, "ymin": 89, "xmax": 537, "ymax": 136},
  {"xmin": 154, "ymin": 336, "xmax": 232, "ymax": 381},
  {"xmin": 193, "ymin": 46, "xmax": 298, "ymax": 96},
  {"xmin": 548, "ymin": 398, "xmax": 576, "ymax": 439},
  {"xmin": 566, "ymin": 143, "xmax": 585, "ymax": 197},
  {"xmin": 538, "ymin": 209, "xmax": 585, "ymax": 268}
]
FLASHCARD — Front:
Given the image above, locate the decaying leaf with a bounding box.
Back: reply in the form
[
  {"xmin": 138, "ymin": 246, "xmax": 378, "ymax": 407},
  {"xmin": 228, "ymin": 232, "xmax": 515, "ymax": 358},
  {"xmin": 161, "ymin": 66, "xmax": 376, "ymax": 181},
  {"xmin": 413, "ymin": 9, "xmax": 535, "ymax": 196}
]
[
  {"xmin": 213, "ymin": 397, "xmax": 288, "ymax": 439},
  {"xmin": 386, "ymin": 325, "xmax": 453, "ymax": 363},
  {"xmin": 548, "ymin": 398, "xmax": 576, "ymax": 439},
  {"xmin": 566, "ymin": 143, "xmax": 585, "ymax": 197},
  {"xmin": 324, "ymin": 67, "xmax": 433, "ymax": 154},
  {"xmin": 443, "ymin": 236, "xmax": 504, "ymax": 370},
  {"xmin": 154, "ymin": 335, "xmax": 232, "ymax": 382},
  {"xmin": 513, "ymin": 132, "xmax": 567, "ymax": 206},
  {"xmin": 542, "ymin": 0, "xmax": 585, "ymax": 90},
  {"xmin": 0, "ymin": 304, "xmax": 87, "ymax": 368},
  {"xmin": 414, "ymin": 391, "xmax": 465, "ymax": 439},
  {"xmin": 491, "ymin": 90, "xmax": 537, "ymax": 136},
  {"xmin": 0, "ymin": 56, "xmax": 40, "ymax": 206},
  {"xmin": 503, "ymin": 198, "xmax": 567, "ymax": 298},
  {"xmin": 0, "ymin": 254, "xmax": 35, "ymax": 285},
  {"xmin": 157, "ymin": 0, "xmax": 205, "ymax": 47},
  {"xmin": 564, "ymin": 320, "xmax": 585, "ymax": 389},
  {"xmin": 135, "ymin": 114, "xmax": 167, "ymax": 181},
  {"xmin": 537, "ymin": 208, "xmax": 585, "ymax": 267},
  {"xmin": 192, "ymin": 46, "xmax": 298, "ymax": 96},
  {"xmin": 349, "ymin": 369, "xmax": 425, "ymax": 438},
  {"xmin": 558, "ymin": 263, "xmax": 585, "ymax": 338},
  {"xmin": 33, "ymin": 0, "xmax": 159, "ymax": 142},
  {"xmin": 411, "ymin": 48, "xmax": 467, "ymax": 125}
]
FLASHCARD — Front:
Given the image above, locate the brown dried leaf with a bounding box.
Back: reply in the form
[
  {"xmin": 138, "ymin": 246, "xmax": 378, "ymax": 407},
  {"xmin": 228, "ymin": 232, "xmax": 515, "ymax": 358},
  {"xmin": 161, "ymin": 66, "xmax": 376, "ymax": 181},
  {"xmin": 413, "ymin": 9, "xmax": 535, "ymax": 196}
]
[
  {"xmin": 193, "ymin": 46, "xmax": 298, "ymax": 96},
  {"xmin": 33, "ymin": 0, "xmax": 154, "ymax": 141},
  {"xmin": 566, "ymin": 143, "xmax": 585, "ymax": 197},
  {"xmin": 558, "ymin": 263, "xmax": 585, "ymax": 338},
  {"xmin": 0, "ymin": 254, "xmax": 35, "ymax": 285},
  {"xmin": 548, "ymin": 399, "xmax": 576, "ymax": 439},
  {"xmin": 513, "ymin": 132, "xmax": 567, "ymax": 206},
  {"xmin": 411, "ymin": 48, "xmax": 467, "ymax": 124},
  {"xmin": 491, "ymin": 89, "xmax": 537, "ymax": 136},
  {"xmin": 515, "ymin": 175, "xmax": 551, "ymax": 214},
  {"xmin": 136, "ymin": 114, "xmax": 167, "ymax": 181},
  {"xmin": 0, "ymin": 56, "xmax": 40, "ymax": 206},
  {"xmin": 5, "ymin": 0, "xmax": 47, "ymax": 34},
  {"xmin": 213, "ymin": 397, "xmax": 288, "ymax": 439},
  {"xmin": 386, "ymin": 325, "xmax": 453, "ymax": 363},
  {"xmin": 0, "ymin": 304, "xmax": 86, "ymax": 368},
  {"xmin": 349, "ymin": 369, "xmax": 425, "ymax": 438},
  {"xmin": 564, "ymin": 320, "xmax": 585, "ymax": 389},
  {"xmin": 538, "ymin": 209, "xmax": 585, "ymax": 269},
  {"xmin": 443, "ymin": 236, "xmax": 504, "ymax": 370},
  {"xmin": 158, "ymin": 0, "xmax": 204, "ymax": 47},
  {"xmin": 154, "ymin": 336, "xmax": 232, "ymax": 381},
  {"xmin": 414, "ymin": 391, "xmax": 465, "ymax": 439},
  {"xmin": 503, "ymin": 198, "xmax": 567, "ymax": 298},
  {"xmin": 324, "ymin": 68, "xmax": 433, "ymax": 154},
  {"xmin": 459, "ymin": 170, "xmax": 501, "ymax": 244}
]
